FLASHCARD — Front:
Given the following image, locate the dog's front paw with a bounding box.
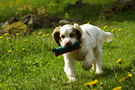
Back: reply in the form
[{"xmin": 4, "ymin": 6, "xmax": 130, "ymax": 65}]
[
  {"xmin": 67, "ymin": 77, "xmax": 76, "ymax": 83},
  {"xmin": 95, "ymin": 70, "xmax": 103, "ymax": 74}
]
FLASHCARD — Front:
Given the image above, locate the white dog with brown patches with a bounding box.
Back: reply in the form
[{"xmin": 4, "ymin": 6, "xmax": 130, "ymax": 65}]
[{"xmin": 52, "ymin": 23, "xmax": 113, "ymax": 83}]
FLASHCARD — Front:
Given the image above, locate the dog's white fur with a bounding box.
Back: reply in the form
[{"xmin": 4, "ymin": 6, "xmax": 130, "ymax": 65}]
[{"xmin": 52, "ymin": 23, "xmax": 113, "ymax": 83}]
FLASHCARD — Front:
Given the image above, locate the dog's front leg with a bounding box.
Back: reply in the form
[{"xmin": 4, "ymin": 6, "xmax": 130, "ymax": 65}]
[
  {"xmin": 64, "ymin": 54, "xmax": 76, "ymax": 83},
  {"xmin": 82, "ymin": 50, "xmax": 94, "ymax": 71}
]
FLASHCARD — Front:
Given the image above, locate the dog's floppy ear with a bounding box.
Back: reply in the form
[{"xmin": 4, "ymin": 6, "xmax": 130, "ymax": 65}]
[
  {"xmin": 52, "ymin": 26, "xmax": 61, "ymax": 46},
  {"xmin": 73, "ymin": 23, "xmax": 82, "ymax": 42}
]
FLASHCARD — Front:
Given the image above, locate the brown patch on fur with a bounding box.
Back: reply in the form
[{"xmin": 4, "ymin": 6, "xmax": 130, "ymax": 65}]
[
  {"xmin": 73, "ymin": 23, "xmax": 82, "ymax": 43},
  {"xmin": 69, "ymin": 32, "xmax": 76, "ymax": 38},
  {"xmin": 52, "ymin": 26, "xmax": 61, "ymax": 46}
]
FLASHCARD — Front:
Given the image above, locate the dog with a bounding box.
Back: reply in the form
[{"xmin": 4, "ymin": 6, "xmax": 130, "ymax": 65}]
[{"xmin": 52, "ymin": 23, "xmax": 113, "ymax": 83}]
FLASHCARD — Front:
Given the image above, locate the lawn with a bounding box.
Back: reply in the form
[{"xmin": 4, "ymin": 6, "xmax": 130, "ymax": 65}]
[{"xmin": 0, "ymin": 0, "xmax": 135, "ymax": 89}]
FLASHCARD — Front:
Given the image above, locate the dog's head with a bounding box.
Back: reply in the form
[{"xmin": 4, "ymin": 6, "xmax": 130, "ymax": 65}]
[{"xmin": 52, "ymin": 23, "xmax": 82, "ymax": 47}]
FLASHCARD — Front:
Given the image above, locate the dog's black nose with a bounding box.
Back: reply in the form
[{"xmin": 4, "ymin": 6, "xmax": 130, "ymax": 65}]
[{"xmin": 65, "ymin": 42, "xmax": 72, "ymax": 47}]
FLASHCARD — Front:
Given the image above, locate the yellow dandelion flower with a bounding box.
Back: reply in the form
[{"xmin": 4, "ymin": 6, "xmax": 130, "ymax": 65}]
[
  {"xmin": 87, "ymin": 22, "xmax": 90, "ymax": 24},
  {"xmin": 111, "ymin": 29, "xmax": 114, "ymax": 32},
  {"xmin": 8, "ymin": 50, "xmax": 12, "ymax": 53},
  {"xmin": 7, "ymin": 37, "xmax": 11, "ymax": 40},
  {"xmin": 127, "ymin": 73, "xmax": 132, "ymax": 78},
  {"xmin": 119, "ymin": 79, "xmax": 122, "ymax": 83},
  {"xmin": 32, "ymin": 32, "xmax": 35, "ymax": 35},
  {"xmin": 22, "ymin": 48, "xmax": 25, "ymax": 51},
  {"xmin": 46, "ymin": 34, "xmax": 49, "ymax": 37},
  {"xmin": 16, "ymin": 33, "xmax": 20, "ymax": 36},
  {"xmin": 119, "ymin": 77, "xmax": 125, "ymax": 82},
  {"xmin": 84, "ymin": 82, "xmax": 91, "ymax": 87},
  {"xmin": 104, "ymin": 26, "xmax": 108, "ymax": 29},
  {"xmin": 113, "ymin": 86, "xmax": 122, "ymax": 90},
  {"xmin": 24, "ymin": 39, "xmax": 28, "ymax": 42},
  {"xmin": 0, "ymin": 36, "xmax": 3, "ymax": 39},
  {"xmin": 4, "ymin": 33, "xmax": 9, "ymax": 36},
  {"xmin": 42, "ymin": 35, "xmax": 45, "ymax": 38},
  {"xmin": 100, "ymin": 82, "xmax": 103, "ymax": 86},
  {"xmin": 36, "ymin": 35, "xmax": 39, "ymax": 38},
  {"xmin": 92, "ymin": 79, "xmax": 98, "ymax": 84},
  {"xmin": 125, "ymin": 77, "xmax": 128, "ymax": 80},
  {"xmin": 118, "ymin": 28, "xmax": 122, "ymax": 31},
  {"xmin": 116, "ymin": 58, "xmax": 121, "ymax": 64},
  {"xmin": 84, "ymin": 79, "xmax": 98, "ymax": 86},
  {"xmin": 39, "ymin": 32, "xmax": 42, "ymax": 35}
]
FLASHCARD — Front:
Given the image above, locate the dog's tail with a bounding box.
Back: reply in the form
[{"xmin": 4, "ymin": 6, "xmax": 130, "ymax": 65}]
[{"xmin": 103, "ymin": 32, "xmax": 113, "ymax": 43}]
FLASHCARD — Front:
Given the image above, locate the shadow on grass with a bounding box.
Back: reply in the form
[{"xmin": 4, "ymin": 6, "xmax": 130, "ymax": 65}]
[
  {"xmin": 103, "ymin": 45, "xmax": 119, "ymax": 49},
  {"xmin": 77, "ymin": 58, "xmax": 135, "ymax": 81},
  {"xmin": 103, "ymin": 42, "xmax": 119, "ymax": 49},
  {"xmin": 94, "ymin": 60, "xmax": 134, "ymax": 79}
]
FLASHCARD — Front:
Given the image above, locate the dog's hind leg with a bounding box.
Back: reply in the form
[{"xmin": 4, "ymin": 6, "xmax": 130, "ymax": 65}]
[{"xmin": 95, "ymin": 45, "xmax": 103, "ymax": 74}]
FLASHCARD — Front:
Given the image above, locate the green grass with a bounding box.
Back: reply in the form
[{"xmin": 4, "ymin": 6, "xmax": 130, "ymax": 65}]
[
  {"xmin": 0, "ymin": 0, "xmax": 135, "ymax": 89},
  {"xmin": 0, "ymin": 20, "xmax": 135, "ymax": 89}
]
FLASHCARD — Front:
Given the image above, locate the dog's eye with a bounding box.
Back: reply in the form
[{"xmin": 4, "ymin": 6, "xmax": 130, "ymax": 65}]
[
  {"xmin": 70, "ymin": 33, "xmax": 74, "ymax": 38},
  {"xmin": 61, "ymin": 35, "xmax": 65, "ymax": 39}
]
